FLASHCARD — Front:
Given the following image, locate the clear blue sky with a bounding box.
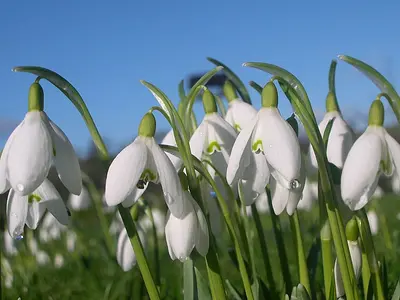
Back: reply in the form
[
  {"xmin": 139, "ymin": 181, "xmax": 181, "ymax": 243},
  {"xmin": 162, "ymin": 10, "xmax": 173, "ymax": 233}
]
[{"xmin": 1, "ymin": 0, "xmax": 400, "ymax": 156}]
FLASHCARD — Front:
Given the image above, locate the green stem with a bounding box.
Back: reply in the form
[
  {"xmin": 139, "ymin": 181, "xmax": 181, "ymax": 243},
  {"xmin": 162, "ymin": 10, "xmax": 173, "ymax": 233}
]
[
  {"xmin": 251, "ymin": 204, "xmax": 277, "ymax": 297},
  {"xmin": 321, "ymin": 221, "xmax": 334, "ymax": 298},
  {"xmin": 361, "ymin": 242, "xmax": 371, "ymax": 299},
  {"xmin": 266, "ymin": 188, "xmax": 292, "ymax": 294},
  {"xmin": 357, "ymin": 210, "xmax": 384, "ymax": 300},
  {"xmin": 118, "ymin": 205, "xmax": 160, "ymax": 300},
  {"xmin": 234, "ymin": 203, "xmax": 251, "ymax": 268},
  {"xmin": 83, "ymin": 174, "xmax": 114, "ymax": 256},
  {"xmin": 289, "ymin": 210, "xmax": 311, "ymax": 295},
  {"xmin": 240, "ymin": 204, "xmax": 256, "ymax": 282}
]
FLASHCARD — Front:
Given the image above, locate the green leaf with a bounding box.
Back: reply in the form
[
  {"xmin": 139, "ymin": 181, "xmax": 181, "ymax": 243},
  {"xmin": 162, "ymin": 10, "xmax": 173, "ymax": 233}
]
[
  {"xmin": 243, "ymin": 62, "xmax": 315, "ymax": 122},
  {"xmin": 249, "ymin": 80, "xmax": 263, "ymax": 94},
  {"xmin": 207, "ymin": 57, "xmax": 251, "ymax": 104},
  {"xmin": 194, "ymin": 267, "xmax": 212, "ymax": 300},
  {"xmin": 381, "ymin": 257, "xmax": 389, "ymax": 299},
  {"xmin": 184, "ymin": 259, "xmax": 195, "ymax": 300},
  {"xmin": 225, "ymin": 279, "xmax": 243, "ymax": 300},
  {"xmin": 251, "ymin": 278, "xmax": 260, "ymax": 300},
  {"xmin": 306, "ymin": 238, "xmax": 321, "ymax": 285},
  {"xmin": 13, "ymin": 66, "xmax": 109, "ymax": 159},
  {"xmin": 338, "ymin": 55, "xmax": 400, "ymax": 122},
  {"xmin": 179, "ymin": 79, "xmax": 187, "ymax": 102},
  {"xmin": 328, "ymin": 60, "xmax": 337, "ymax": 97},
  {"xmin": 391, "ymin": 278, "xmax": 400, "ymax": 300},
  {"xmin": 322, "ymin": 118, "xmax": 335, "ymax": 148},
  {"xmin": 215, "ymin": 95, "xmax": 227, "ymax": 116}
]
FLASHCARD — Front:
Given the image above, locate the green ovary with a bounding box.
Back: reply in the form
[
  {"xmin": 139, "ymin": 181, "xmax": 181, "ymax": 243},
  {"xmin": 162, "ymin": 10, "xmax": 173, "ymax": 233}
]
[
  {"xmin": 206, "ymin": 141, "xmax": 221, "ymax": 154},
  {"xmin": 137, "ymin": 169, "xmax": 157, "ymax": 189},
  {"xmin": 252, "ymin": 140, "xmax": 263, "ymax": 153},
  {"xmin": 28, "ymin": 194, "xmax": 41, "ymax": 203}
]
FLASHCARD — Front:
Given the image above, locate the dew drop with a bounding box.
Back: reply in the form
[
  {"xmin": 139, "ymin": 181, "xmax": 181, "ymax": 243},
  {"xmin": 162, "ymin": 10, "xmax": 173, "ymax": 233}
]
[
  {"xmin": 178, "ymin": 255, "xmax": 188, "ymax": 262},
  {"xmin": 12, "ymin": 226, "xmax": 24, "ymax": 240},
  {"xmin": 290, "ymin": 179, "xmax": 301, "ymax": 190},
  {"xmin": 14, "ymin": 234, "xmax": 24, "ymax": 241},
  {"xmin": 11, "ymin": 212, "xmax": 17, "ymax": 218},
  {"xmin": 16, "ymin": 184, "xmax": 24, "ymax": 192},
  {"xmin": 164, "ymin": 192, "xmax": 174, "ymax": 205}
]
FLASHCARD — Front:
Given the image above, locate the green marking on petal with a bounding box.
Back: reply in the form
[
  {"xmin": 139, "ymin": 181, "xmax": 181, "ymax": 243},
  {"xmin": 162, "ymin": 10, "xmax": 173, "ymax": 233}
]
[
  {"xmin": 137, "ymin": 169, "xmax": 158, "ymax": 189},
  {"xmin": 234, "ymin": 124, "xmax": 241, "ymax": 131},
  {"xmin": 28, "ymin": 194, "xmax": 41, "ymax": 203},
  {"xmin": 206, "ymin": 141, "xmax": 221, "ymax": 154},
  {"xmin": 53, "ymin": 146, "xmax": 57, "ymax": 156},
  {"xmin": 252, "ymin": 140, "xmax": 263, "ymax": 153}
]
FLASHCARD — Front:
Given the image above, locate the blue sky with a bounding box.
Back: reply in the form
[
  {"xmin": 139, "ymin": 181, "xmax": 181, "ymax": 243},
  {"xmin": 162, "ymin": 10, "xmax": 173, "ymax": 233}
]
[{"xmin": 1, "ymin": 0, "xmax": 400, "ymax": 156}]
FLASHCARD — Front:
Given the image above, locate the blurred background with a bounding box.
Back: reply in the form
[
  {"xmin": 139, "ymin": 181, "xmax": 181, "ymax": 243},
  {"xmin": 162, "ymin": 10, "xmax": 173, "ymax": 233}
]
[{"xmin": 1, "ymin": 1, "xmax": 400, "ymax": 299}]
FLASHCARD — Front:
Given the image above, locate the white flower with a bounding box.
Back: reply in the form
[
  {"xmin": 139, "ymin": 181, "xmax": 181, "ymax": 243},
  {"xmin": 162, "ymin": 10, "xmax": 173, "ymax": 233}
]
[
  {"xmin": 6, "ymin": 179, "xmax": 70, "ymax": 239},
  {"xmin": 68, "ymin": 186, "xmax": 91, "ymax": 211},
  {"xmin": 307, "ymin": 111, "xmax": 354, "ymax": 175},
  {"xmin": 227, "ymin": 107, "xmax": 301, "ymax": 212},
  {"xmin": 54, "ymin": 253, "xmax": 65, "ymax": 268},
  {"xmin": 334, "ymin": 240, "xmax": 362, "ymax": 298},
  {"xmin": 116, "ymin": 227, "xmax": 145, "ymax": 272},
  {"xmin": 160, "ymin": 130, "xmax": 181, "ymax": 170},
  {"xmin": 105, "ymin": 135, "xmax": 185, "ymax": 218},
  {"xmin": 297, "ymin": 178, "xmax": 318, "ymax": 211},
  {"xmin": 36, "ymin": 250, "xmax": 50, "ymax": 266},
  {"xmin": 225, "ymin": 99, "xmax": 257, "ymax": 132},
  {"xmin": 0, "ymin": 111, "xmax": 81, "ymax": 196},
  {"xmin": 367, "ymin": 210, "xmax": 379, "ymax": 236},
  {"xmin": 165, "ymin": 193, "xmax": 209, "ymax": 261},
  {"xmin": 341, "ymin": 126, "xmax": 400, "ymax": 210}
]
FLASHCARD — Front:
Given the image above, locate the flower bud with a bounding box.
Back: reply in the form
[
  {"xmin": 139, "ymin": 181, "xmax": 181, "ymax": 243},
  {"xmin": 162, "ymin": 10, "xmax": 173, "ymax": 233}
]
[
  {"xmin": 223, "ymin": 80, "xmax": 238, "ymax": 103},
  {"xmin": 28, "ymin": 82, "xmax": 44, "ymax": 112},
  {"xmin": 368, "ymin": 99, "xmax": 384, "ymax": 126},
  {"xmin": 261, "ymin": 82, "xmax": 278, "ymax": 108},
  {"xmin": 138, "ymin": 113, "xmax": 156, "ymax": 137},
  {"xmin": 325, "ymin": 91, "xmax": 339, "ymax": 113},
  {"xmin": 202, "ymin": 89, "xmax": 217, "ymax": 114},
  {"xmin": 345, "ymin": 217, "xmax": 359, "ymax": 241}
]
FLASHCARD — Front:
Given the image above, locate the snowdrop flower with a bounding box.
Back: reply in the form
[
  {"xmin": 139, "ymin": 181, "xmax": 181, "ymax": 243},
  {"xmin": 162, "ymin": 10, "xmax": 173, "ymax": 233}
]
[
  {"xmin": 367, "ymin": 210, "xmax": 379, "ymax": 236},
  {"xmin": 341, "ymin": 100, "xmax": 400, "ymax": 210},
  {"xmin": 223, "ymin": 80, "xmax": 257, "ymax": 132},
  {"xmin": 307, "ymin": 92, "xmax": 354, "ymax": 175},
  {"xmin": 68, "ymin": 186, "xmax": 91, "ymax": 211},
  {"xmin": 36, "ymin": 250, "xmax": 50, "ymax": 266},
  {"xmin": 165, "ymin": 174, "xmax": 209, "ymax": 261},
  {"xmin": 189, "ymin": 90, "xmax": 237, "ymax": 201},
  {"xmin": 105, "ymin": 113, "xmax": 185, "ymax": 218},
  {"xmin": 6, "ymin": 178, "xmax": 70, "ymax": 239},
  {"xmin": 66, "ymin": 231, "xmax": 77, "ymax": 253},
  {"xmin": 3, "ymin": 231, "xmax": 17, "ymax": 255},
  {"xmin": 116, "ymin": 226, "xmax": 145, "ymax": 272},
  {"xmin": 160, "ymin": 130, "xmax": 181, "ymax": 170},
  {"xmin": 334, "ymin": 218, "xmax": 361, "ymax": 298},
  {"xmin": 54, "ymin": 253, "xmax": 65, "ymax": 268},
  {"xmin": 227, "ymin": 82, "xmax": 302, "ymax": 213},
  {"xmin": 0, "ymin": 82, "xmax": 81, "ymax": 197},
  {"xmin": 297, "ymin": 178, "xmax": 318, "ymax": 211},
  {"xmin": 391, "ymin": 172, "xmax": 400, "ymax": 194}
]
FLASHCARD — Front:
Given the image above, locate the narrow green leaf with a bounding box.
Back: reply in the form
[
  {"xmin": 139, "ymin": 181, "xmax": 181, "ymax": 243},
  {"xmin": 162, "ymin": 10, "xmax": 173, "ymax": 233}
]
[
  {"xmin": 322, "ymin": 118, "xmax": 335, "ymax": 149},
  {"xmin": 249, "ymin": 80, "xmax": 263, "ymax": 94},
  {"xmin": 338, "ymin": 55, "xmax": 400, "ymax": 122},
  {"xmin": 12, "ymin": 66, "xmax": 108, "ymax": 158},
  {"xmin": 391, "ymin": 278, "xmax": 400, "ymax": 300},
  {"xmin": 328, "ymin": 60, "xmax": 337, "ymax": 96},
  {"xmin": 207, "ymin": 57, "xmax": 251, "ymax": 104},
  {"xmin": 306, "ymin": 237, "xmax": 321, "ymax": 285},
  {"xmin": 215, "ymin": 95, "xmax": 227, "ymax": 116},
  {"xmin": 194, "ymin": 267, "xmax": 212, "ymax": 300},
  {"xmin": 184, "ymin": 259, "xmax": 195, "ymax": 300},
  {"xmin": 251, "ymin": 278, "xmax": 260, "ymax": 300},
  {"xmin": 225, "ymin": 279, "xmax": 243, "ymax": 300},
  {"xmin": 179, "ymin": 79, "xmax": 187, "ymax": 102}
]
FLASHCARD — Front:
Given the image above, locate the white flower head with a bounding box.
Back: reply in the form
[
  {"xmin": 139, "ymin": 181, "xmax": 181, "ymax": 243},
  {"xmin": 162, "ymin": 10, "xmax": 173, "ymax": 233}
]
[
  {"xmin": 165, "ymin": 191, "xmax": 209, "ymax": 262},
  {"xmin": 341, "ymin": 100, "xmax": 400, "ymax": 210},
  {"xmin": 0, "ymin": 83, "xmax": 81, "ymax": 197},
  {"xmin": 105, "ymin": 113, "xmax": 185, "ymax": 218},
  {"xmin": 116, "ymin": 226, "xmax": 146, "ymax": 272},
  {"xmin": 297, "ymin": 178, "xmax": 318, "ymax": 211},
  {"xmin": 68, "ymin": 186, "xmax": 91, "ymax": 211},
  {"xmin": 6, "ymin": 178, "xmax": 70, "ymax": 239},
  {"xmin": 227, "ymin": 82, "xmax": 302, "ymax": 212}
]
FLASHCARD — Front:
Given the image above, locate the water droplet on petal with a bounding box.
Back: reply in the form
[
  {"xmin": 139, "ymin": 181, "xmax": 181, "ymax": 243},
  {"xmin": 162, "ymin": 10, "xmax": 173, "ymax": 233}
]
[
  {"xmin": 179, "ymin": 255, "xmax": 188, "ymax": 262},
  {"xmin": 11, "ymin": 212, "xmax": 17, "ymax": 218},
  {"xmin": 14, "ymin": 234, "xmax": 24, "ymax": 241},
  {"xmin": 16, "ymin": 184, "xmax": 24, "ymax": 192},
  {"xmin": 290, "ymin": 179, "xmax": 301, "ymax": 190},
  {"xmin": 252, "ymin": 192, "xmax": 260, "ymax": 201},
  {"xmin": 164, "ymin": 192, "xmax": 174, "ymax": 205},
  {"xmin": 12, "ymin": 226, "xmax": 24, "ymax": 240}
]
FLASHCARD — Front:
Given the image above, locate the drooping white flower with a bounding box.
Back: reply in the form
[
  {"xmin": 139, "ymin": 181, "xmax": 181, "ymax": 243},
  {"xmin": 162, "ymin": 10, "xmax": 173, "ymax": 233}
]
[
  {"xmin": 307, "ymin": 98, "xmax": 354, "ymax": 175},
  {"xmin": 334, "ymin": 240, "xmax": 362, "ymax": 298},
  {"xmin": 0, "ymin": 83, "xmax": 82, "ymax": 196},
  {"xmin": 105, "ymin": 113, "xmax": 185, "ymax": 218},
  {"xmin": 367, "ymin": 210, "xmax": 379, "ymax": 236},
  {"xmin": 165, "ymin": 192, "xmax": 209, "ymax": 262},
  {"xmin": 297, "ymin": 178, "xmax": 318, "ymax": 211},
  {"xmin": 227, "ymin": 82, "xmax": 301, "ymax": 213},
  {"xmin": 341, "ymin": 100, "xmax": 400, "ymax": 210},
  {"xmin": 68, "ymin": 186, "xmax": 91, "ymax": 211},
  {"xmin": 6, "ymin": 179, "xmax": 70, "ymax": 239},
  {"xmin": 116, "ymin": 226, "xmax": 146, "ymax": 272}
]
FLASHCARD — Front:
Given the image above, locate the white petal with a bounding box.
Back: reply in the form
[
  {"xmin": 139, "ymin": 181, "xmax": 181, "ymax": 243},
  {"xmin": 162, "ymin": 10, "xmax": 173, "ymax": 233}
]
[
  {"xmin": 297, "ymin": 179, "xmax": 318, "ymax": 211},
  {"xmin": 334, "ymin": 259, "xmax": 344, "ymax": 298},
  {"xmin": 68, "ymin": 186, "xmax": 91, "ymax": 211},
  {"xmin": 45, "ymin": 116, "xmax": 82, "ymax": 195},
  {"xmin": 225, "ymin": 100, "xmax": 257, "ymax": 131},
  {"xmin": 348, "ymin": 241, "xmax": 362, "ymax": 279},
  {"xmin": 26, "ymin": 201, "xmax": 46, "ymax": 229},
  {"xmin": 367, "ymin": 210, "xmax": 379, "ymax": 236},
  {"xmin": 105, "ymin": 137, "xmax": 147, "ymax": 206},
  {"xmin": 6, "ymin": 189, "xmax": 28, "ymax": 239},
  {"xmin": 269, "ymin": 179, "xmax": 288, "ymax": 215},
  {"xmin": 341, "ymin": 130, "xmax": 383, "ymax": 210},
  {"xmin": 226, "ymin": 117, "xmax": 258, "ymax": 185},
  {"xmin": 150, "ymin": 139, "xmax": 185, "ymax": 218},
  {"xmin": 255, "ymin": 192, "xmax": 270, "ymax": 214},
  {"xmin": 165, "ymin": 199, "xmax": 197, "ymax": 261},
  {"xmin": 36, "ymin": 179, "xmax": 69, "ymax": 225},
  {"xmin": 255, "ymin": 108, "xmax": 301, "ymax": 186},
  {"xmin": 189, "ymin": 193, "xmax": 209, "ymax": 257},
  {"xmin": 117, "ymin": 229, "xmax": 137, "ymax": 272},
  {"xmin": 385, "ymin": 131, "xmax": 400, "ymax": 177},
  {"xmin": 206, "ymin": 113, "xmax": 237, "ymax": 150},
  {"xmin": 161, "ymin": 129, "xmax": 182, "ymax": 170},
  {"xmin": 0, "ymin": 123, "xmax": 23, "ymax": 194},
  {"xmin": 7, "ymin": 112, "xmax": 52, "ymax": 195},
  {"xmin": 189, "ymin": 121, "xmax": 208, "ymax": 160}
]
